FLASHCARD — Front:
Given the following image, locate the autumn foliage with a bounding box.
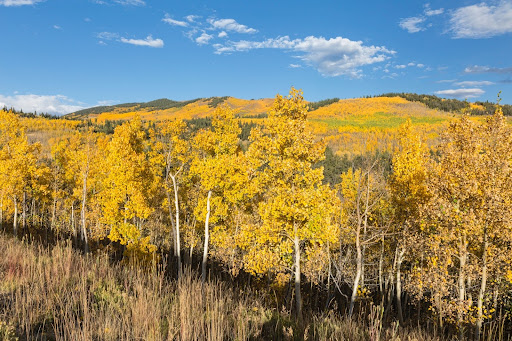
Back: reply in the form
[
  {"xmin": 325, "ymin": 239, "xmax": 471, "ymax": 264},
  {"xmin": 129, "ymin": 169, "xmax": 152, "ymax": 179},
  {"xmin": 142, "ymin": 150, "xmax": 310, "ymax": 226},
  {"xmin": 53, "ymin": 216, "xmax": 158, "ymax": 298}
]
[{"xmin": 0, "ymin": 91, "xmax": 511, "ymax": 340}]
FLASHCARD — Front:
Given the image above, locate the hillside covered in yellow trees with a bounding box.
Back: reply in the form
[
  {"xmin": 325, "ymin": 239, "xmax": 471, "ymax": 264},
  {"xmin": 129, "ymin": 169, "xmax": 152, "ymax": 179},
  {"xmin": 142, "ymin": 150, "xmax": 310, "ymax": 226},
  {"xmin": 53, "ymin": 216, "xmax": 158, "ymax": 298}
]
[{"xmin": 66, "ymin": 94, "xmax": 463, "ymax": 155}]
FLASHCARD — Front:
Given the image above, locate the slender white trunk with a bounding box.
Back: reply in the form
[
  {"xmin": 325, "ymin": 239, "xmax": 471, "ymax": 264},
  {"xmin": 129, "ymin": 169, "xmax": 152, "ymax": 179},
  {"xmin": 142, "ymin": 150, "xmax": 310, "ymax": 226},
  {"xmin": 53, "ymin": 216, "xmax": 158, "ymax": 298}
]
[
  {"xmin": 201, "ymin": 190, "xmax": 211, "ymax": 284},
  {"xmin": 379, "ymin": 236, "xmax": 384, "ymax": 294},
  {"xmin": 22, "ymin": 191, "xmax": 26, "ymax": 229},
  {"xmin": 458, "ymin": 233, "xmax": 467, "ymax": 339},
  {"xmin": 71, "ymin": 202, "xmax": 76, "ymax": 241},
  {"xmin": 294, "ymin": 223, "xmax": 303, "ymax": 324},
  {"xmin": 0, "ymin": 196, "xmax": 3, "ymax": 230},
  {"xmin": 13, "ymin": 196, "xmax": 18, "ymax": 235},
  {"xmin": 349, "ymin": 222, "xmax": 362, "ymax": 317},
  {"xmin": 171, "ymin": 175, "xmax": 181, "ymax": 277},
  {"xmin": 81, "ymin": 170, "xmax": 89, "ymax": 253},
  {"xmin": 31, "ymin": 198, "xmax": 35, "ymax": 226},
  {"xmin": 165, "ymin": 190, "xmax": 177, "ymax": 256},
  {"xmin": 51, "ymin": 197, "xmax": 57, "ymax": 230},
  {"xmin": 476, "ymin": 229, "xmax": 488, "ymax": 340}
]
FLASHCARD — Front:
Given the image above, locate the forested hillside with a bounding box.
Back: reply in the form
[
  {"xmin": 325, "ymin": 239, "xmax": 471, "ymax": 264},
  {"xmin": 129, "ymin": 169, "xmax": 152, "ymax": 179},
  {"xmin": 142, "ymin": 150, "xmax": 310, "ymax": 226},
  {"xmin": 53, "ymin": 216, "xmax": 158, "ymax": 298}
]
[{"xmin": 1, "ymin": 89, "xmax": 511, "ymax": 340}]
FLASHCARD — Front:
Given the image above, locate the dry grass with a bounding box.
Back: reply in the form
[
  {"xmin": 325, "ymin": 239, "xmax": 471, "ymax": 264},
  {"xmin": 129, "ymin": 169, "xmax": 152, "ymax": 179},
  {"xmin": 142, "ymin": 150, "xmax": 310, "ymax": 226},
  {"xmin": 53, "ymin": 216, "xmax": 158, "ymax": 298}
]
[{"xmin": 0, "ymin": 233, "xmax": 444, "ymax": 340}]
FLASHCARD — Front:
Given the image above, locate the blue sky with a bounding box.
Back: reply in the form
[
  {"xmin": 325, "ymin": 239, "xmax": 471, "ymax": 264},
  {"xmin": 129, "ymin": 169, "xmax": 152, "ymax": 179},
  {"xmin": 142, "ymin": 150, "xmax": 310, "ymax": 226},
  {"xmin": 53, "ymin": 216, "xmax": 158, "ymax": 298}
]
[{"xmin": 0, "ymin": 0, "xmax": 511, "ymax": 115}]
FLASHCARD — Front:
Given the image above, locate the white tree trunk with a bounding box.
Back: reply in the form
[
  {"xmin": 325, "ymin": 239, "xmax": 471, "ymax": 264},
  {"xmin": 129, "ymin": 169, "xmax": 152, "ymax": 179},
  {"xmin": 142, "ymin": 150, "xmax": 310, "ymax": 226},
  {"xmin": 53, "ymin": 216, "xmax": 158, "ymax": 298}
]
[
  {"xmin": 349, "ymin": 223, "xmax": 362, "ymax": 317},
  {"xmin": 13, "ymin": 196, "xmax": 18, "ymax": 235},
  {"xmin": 458, "ymin": 233, "xmax": 467, "ymax": 339},
  {"xmin": 81, "ymin": 171, "xmax": 89, "ymax": 253},
  {"xmin": 171, "ymin": 175, "xmax": 181, "ymax": 277},
  {"xmin": 201, "ymin": 190, "xmax": 212, "ymax": 284},
  {"xmin": 476, "ymin": 229, "xmax": 488, "ymax": 340},
  {"xmin": 22, "ymin": 191, "xmax": 26, "ymax": 229}
]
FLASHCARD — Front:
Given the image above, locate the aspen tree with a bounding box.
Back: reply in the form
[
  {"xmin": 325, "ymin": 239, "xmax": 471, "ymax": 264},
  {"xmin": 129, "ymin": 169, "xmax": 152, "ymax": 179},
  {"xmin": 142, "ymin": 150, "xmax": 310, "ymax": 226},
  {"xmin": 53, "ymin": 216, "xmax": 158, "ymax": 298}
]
[
  {"xmin": 0, "ymin": 110, "xmax": 39, "ymax": 235},
  {"xmin": 191, "ymin": 105, "xmax": 242, "ymax": 283},
  {"xmin": 388, "ymin": 119, "xmax": 429, "ymax": 324},
  {"xmin": 246, "ymin": 88, "xmax": 337, "ymax": 323},
  {"xmin": 101, "ymin": 117, "xmax": 157, "ymax": 261}
]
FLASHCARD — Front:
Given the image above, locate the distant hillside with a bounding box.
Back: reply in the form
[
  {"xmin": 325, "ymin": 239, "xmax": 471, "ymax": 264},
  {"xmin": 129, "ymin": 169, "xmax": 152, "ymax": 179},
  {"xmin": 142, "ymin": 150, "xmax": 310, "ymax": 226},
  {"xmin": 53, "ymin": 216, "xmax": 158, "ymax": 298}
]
[
  {"xmin": 68, "ymin": 98, "xmax": 202, "ymax": 119},
  {"xmin": 67, "ymin": 93, "xmax": 511, "ymax": 123},
  {"xmin": 377, "ymin": 93, "xmax": 512, "ymax": 116},
  {"xmin": 65, "ymin": 97, "xmax": 274, "ymax": 122}
]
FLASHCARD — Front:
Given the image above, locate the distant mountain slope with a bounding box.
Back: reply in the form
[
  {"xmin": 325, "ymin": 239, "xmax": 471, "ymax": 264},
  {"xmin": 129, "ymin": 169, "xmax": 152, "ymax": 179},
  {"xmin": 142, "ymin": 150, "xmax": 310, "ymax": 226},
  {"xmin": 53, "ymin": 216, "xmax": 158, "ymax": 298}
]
[
  {"xmin": 66, "ymin": 97, "xmax": 274, "ymax": 121},
  {"xmin": 377, "ymin": 93, "xmax": 512, "ymax": 116},
  {"xmin": 66, "ymin": 93, "xmax": 510, "ymax": 122}
]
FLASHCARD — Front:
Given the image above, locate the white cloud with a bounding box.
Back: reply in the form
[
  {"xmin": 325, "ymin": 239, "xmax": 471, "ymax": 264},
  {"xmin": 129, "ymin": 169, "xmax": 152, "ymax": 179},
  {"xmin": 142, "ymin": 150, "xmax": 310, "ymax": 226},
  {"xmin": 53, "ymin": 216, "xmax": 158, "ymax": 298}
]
[
  {"xmin": 162, "ymin": 15, "xmax": 189, "ymax": 27},
  {"xmin": 455, "ymin": 80, "xmax": 494, "ymax": 87},
  {"xmin": 112, "ymin": 0, "xmax": 144, "ymax": 5},
  {"xmin": 218, "ymin": 31, "xmax": 228, "ymax": 38},
  {"xmin": 94, "ymin": 0, "xmax": 145, "ymax": 5},
  {"xmin": 186, "ymin": 15, "xmax": 199, "ymax": 22},
  {"xmin": 464, "ymin": 65, "xmax": 512, "ymax": 74},
  {"xmin": 97, "ymin": 31, "xmax": 119, "ymax": 40},
  {"xmin": 53, "ymin": 25, "xmax": 61, "ymax": 30},
  {"xmin": 425, "ymin": 8, "xmax": 444, "ymax": 16},
  {"xmin": 450, "ymin": 1, "xmax": 512, "ymax": 38},
  {"xmin": 208, "ymin": 18, "xmax": 257, "ymax": 34},
  {"xmin": 96, "ymin": 100, "xmax": 119, "ymax": 106},
  {"xmin": 435, "ymin": 88, "xmax": 485, "ymax": 98},
  {"xmin": 0, "ymin": 94, "xmax": 85, "ymax": 115},
  {"xmin": 399, "ymin": 16, "xmax": 427, "ymax": 33},
  {"xmin": 400, "ymin": 4, "xmax": 443, "ymax": 33},
  {"xmin": 195, "ymin": 32, "xmax": 213, "ymax": 45},
  {"xmin": 395, "ymin": 64, "xmax": 406, "ymax": 69},
  {"xmin": 0, "ymin": 0, "xmax": 42, "ymax": 6},
  {"xmin": 120, "ymin": 35, "xmax": 164, "ymax": 48},
  {"xmin": 214, "ymin": 35, "xmax": 394, "ymax": 78},
  {"xmin": 416, "ymin": 63, "xmax": 424, "ymax": 68},
  {"xmin": 424, "ymin": 4, "xmax": 444, "ymax": 16},
  {"xmin": 289, "ymin": 64, "xmax": 302, "ymax": 68},
  {"xmin": 436, "ymin": 79, "xmax": 457, "ymax": 83}
]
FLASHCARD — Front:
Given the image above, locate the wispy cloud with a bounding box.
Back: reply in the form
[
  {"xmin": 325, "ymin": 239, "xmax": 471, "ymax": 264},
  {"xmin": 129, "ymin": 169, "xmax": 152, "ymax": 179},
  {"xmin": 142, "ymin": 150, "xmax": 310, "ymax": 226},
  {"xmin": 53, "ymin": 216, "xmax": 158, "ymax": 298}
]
[
  {"xmin": 207, "ymin": 18, "xmax": 257, "ymax": 34},
  {"xmin": 164, "ymin": 14, "xmax": 258, "ymax": 47},
  {"xmin": 395, "ymin": 62, "xmax": 425, "ymax": 69},
  {"xmin": 94, "ymin": 0, "xmax": 145, "ymax": 5},
  {"xmin": 214, "ymin": 35, "xmax": 395, "ymax": 78},
  {"xmin": 399, "ymin": 17, "xmax": 427, "ymax": 33},
  {"xmin": 97, "ymin": 32, "xmax": 163, "ymax": 48},
  {"xmin": 464, "ymin": 65, "xmax": 512, "ymax": 74},
  {"xmin": 164, "ymin": 14, "xmax": 394, "ymax": 78},
  {"xmin": 120, "ymin": 35, "xmax": 164, "ymax": 48},
  {"xmin": 424, "ymin": 3, "xmax": 444, "ymax": 16},
  {"xmin": 186, "ymin": 15, "xmax": 199, "ymax": 23},
  {"xmin": 113, "ymin": 0, "xmax": 144, "ymax": 5},
  {"xmin": 162, "ymin": 15, "xmax": 188, "ymax": 27},
  {"xmin": 450, "ymin": 1, "xmax": 512, "ymax": 38},
  {"xmin": 0, "ymin": 0, "xmax": 43, "ymax": 6},
  {"xmin": 97, "ymin": 31, "xmax": 120, "ymax": 40},
  {"xmin": 454, "ymin": 80, "xmax": 494, "ymax": 87},
  {"xmin": 0, "ymin": 94, "xmax": 85, "ymax": 115},
  {"xmin": 435, "ymin": 88, "xmax": 485, "ymax": 98},
  {"xmin": 53, "ymin": 25, "xmax": 61, "ymax": 30},
  {"xmin": 195, "ymin": 33, "xmax": 213, "ymax": 45},
  {"xmin": 399, "ymin": 4, "xmax": 444, "ymax": 33}
]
